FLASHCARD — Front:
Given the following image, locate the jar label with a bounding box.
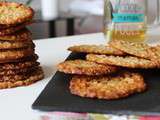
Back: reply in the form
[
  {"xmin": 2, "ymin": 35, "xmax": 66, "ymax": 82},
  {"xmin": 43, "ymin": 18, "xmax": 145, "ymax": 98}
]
[
  {"xmin": 113, "ymin": 13, "xmax": 144, "ymax": 22},
  {"xmin": 111, "ymin": 0, "xmax": 145, "ymax": 23}
]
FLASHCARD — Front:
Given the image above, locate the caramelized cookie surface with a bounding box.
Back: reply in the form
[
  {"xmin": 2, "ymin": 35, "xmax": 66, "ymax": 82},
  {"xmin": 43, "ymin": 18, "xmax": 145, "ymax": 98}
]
[
  {"xmin": 70, "ymin": 71, "xmax": 146, "ymax": 100},
  {"xmin": 58, "ymin": 60, "xmax": 118, "ymax": 76}
]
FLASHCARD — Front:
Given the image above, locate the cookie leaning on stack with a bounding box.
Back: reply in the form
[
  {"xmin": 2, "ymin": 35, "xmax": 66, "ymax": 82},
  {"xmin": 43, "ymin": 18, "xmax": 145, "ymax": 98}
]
[{"xmin": 0, "ymin": 2, "xmax": 44, "ymax": 89}]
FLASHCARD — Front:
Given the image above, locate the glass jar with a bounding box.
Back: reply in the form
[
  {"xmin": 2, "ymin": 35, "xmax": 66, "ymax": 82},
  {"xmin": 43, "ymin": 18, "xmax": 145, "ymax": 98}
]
[{"xmin": 104, "ymin": 0, "xmax": 160, "ymax": 42}]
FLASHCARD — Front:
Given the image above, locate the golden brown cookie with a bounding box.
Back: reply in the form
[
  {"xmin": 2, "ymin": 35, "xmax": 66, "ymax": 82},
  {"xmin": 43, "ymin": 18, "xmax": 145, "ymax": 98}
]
[
  {"xmin": 70, "ymin": 71, "xmax": 146, "ymax": 100},
  {"xmin": 0, "ymin": 20, "xmax": 32, "ymax": 29},
  {"xmin": 0, "ymin": 41, "xmax": 34, "ymax": 49},
  {"xmin": 68, "ymin": 45, "xmax": 125, "ymax": 55},
  {"xmin": 0, "ymin": 66, "xmax": 39, "ymax": 82},
  {"xmin": 0, "ymin": 61, "xmax": 39, "ymax": 70},
  {"xmin": 0, "ymin": 66, "xmax": 44, "ymax": 89},
  {"xmin": 109, "ymin": 40, "xmax": 151, "ymax": 59},
  {"xmin": 0, "ymin": 72, "xmax": 27, "ymax": 82},
  {"xmin": 149, "ymin": 45, "xmax": 160, "ymax": 61},
  {"xmin": 0, "ymin": 47, "xmax": 34, "ymax": 61},
  {"xmin": 0, "ymin": 28, "xmax": 32, "ymax": 41},
  {"xmin": 57, "ymin": 60, "xmax": 118, "ymax": 76},
  {"xmin": 0, "ymin": 21, "xmax": 32, "ymax": 35},
  {"xmin": 0, "ymin": 54, "xmax": 38, "ymax": 63},
  {"xmin": 0, "ymin": 66, "xmax": 37, "ymax": 75},
  {"xmin": 0, "ymin": 2, "xmax": 34, "ymax": 25},
  {"xmin": 86, "ymin": 54, "xmax": 158, "ymax": 69}
]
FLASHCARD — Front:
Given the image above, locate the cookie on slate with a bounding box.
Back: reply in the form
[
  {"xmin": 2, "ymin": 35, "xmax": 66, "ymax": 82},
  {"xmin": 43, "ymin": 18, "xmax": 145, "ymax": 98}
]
[
  {"xmin": 0, "ymin": 47, "xmax": 34, "ymax": 61},
  {"xmin": 0, "ymin": 2, "xmax": 34, "ymax": 25},
  {"xmin": 0, "ymin": 21, "xmax": 32, "ymax": 35},
  {"xmin": 109, "ymin": 40, "xmax": 151, "ymax": 59},
  {"xmin": 68, "ymin": 45, "xmax": 125, "ymax": 55},
  {"xmin": 70, "ymin": 71, "xmax": 146, "ymax": 100},
  {"xmin": 0, "ymin": 66, "xmax": 44, "ymax": 89},
  {"xmin": 86, "ymin": 54, "xmax": 158, "ymax": 69},
  {"xmin": 0, "ymin": 41, "xmax": 33, "ymax": 49},
  {"xmin": 0, "ymin": 28, "xmax": 32, "ymax": 41},
  {"xmin": 57, "ymin": 60, "xmax": 118, "ymax": 76}
]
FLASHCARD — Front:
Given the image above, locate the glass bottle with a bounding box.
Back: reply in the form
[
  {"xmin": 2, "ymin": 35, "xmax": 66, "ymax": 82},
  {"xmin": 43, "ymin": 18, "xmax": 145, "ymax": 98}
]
[{"xmin": 104, "ymin": 0, "xmax": 160, "ymax": 42}]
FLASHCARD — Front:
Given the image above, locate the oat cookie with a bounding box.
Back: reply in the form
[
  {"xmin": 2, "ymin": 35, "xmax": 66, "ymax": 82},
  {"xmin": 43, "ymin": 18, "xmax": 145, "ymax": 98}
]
[
  {"xmin": 0, "ymin": 28, "xmax": 32, "ymax": 41},
  {"xmin": 86, "ymin": 54, "xmax": 158, "ymax": 69},
  {"xmin": 0, "ymin": 67, "xmax": 38, "ymax": 82},
  {"xmin": 0, "ymin": 61, "xmax": 39, "ymax": 70},
  {"xmin": 0, "ymin": 66, "xmax": 44, "ymax": 89},
  {"xmin": 57, "ymin": 60, "xmax": 118, "ymax": 76},
  {"xmin": 149, "ymin": 45, "xmax": 160, "ymax": 61},
  {"xmin": 70, "ymin": 71, "xmax": 146, "ymax": 100},
  {"xmin": 109, "ymin": 40, "xmax": 151, "ymax": 59},
  {"xmin": 68, "ymin": 45, "xmax": 125, "ymax": 55},
  {"xmin": 0, "ymin": 72, "xmax": 28, "ymax": 82},
  {"xmin": 0, "ymin": 41, "xmax": 33, "ymax": 49},
  {"xmin": 0, "ymin": 2, "xmax": 34, "ymax": 25},
  {"xmin": 0, "ymin": 66, "xmax": 37, "ymax": 75},
  {"xmin": 0, "ymin": 47, "xmax": 34, "ymax": 61},
  {"xmin": 0, "ymin": 54, "xmax": 38, "ymax": 63},
  {"xmin": 0, "ymin": 20, "xmax": 32, "ymax": 29},
  {"xmin": 0, "ymin": 21, "xmax": 32, "ymax": 35}
]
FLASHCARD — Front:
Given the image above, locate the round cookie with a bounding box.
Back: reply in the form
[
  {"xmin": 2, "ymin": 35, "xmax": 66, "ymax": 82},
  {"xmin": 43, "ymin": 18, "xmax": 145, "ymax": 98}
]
[
  {"xmin": 0, "ymin": 28, "xmax": 32, "ymax": 41},
  {"xmin": 0, "ymin": 21, "xmax": 32, "ymax": 35},
  {"xmin": 0, "ymin": 41, "xmax": 34, "ymax": 49},
  {"xmin": 0, "ymin": 66, "xmax": 38, "ymax": 75},
  {"xmin": 0, "ymin": 54, "xmax": 38, "ymax": 63},
  {"xmin": 0, "ymin": 47, "xmax": 34, "ymax": 62},
  {"xmin": 68, "ymin": 45, "xmax": 125, "ymax": 55},
  {"xmin": 0, "ymin": 61, "xmax": 39, "ymax": 70},
  {"xmin": 57, "ymin": 60, "xmax": 118, "ymax": 76},
  {"xmin": 0, "ymin": 2, "xmax": 34, "ymax": 25},
  {"xmin": 70, "ymin": 72, "xmax": 146, "ymax": 100},
  {"xmin": 0, "ymin": 66, "xmax": 39, "ymax": 81},
  {"xmin": 86, "ymin": 54, "xmax": 158, "ymax": 69},
  {"xmin": 0, "ymin": 66, "xmax": 44, "ymax": 89},
  {"xmin": 109, "ymin": 40, "xmax": 151, "ymax": 59}
]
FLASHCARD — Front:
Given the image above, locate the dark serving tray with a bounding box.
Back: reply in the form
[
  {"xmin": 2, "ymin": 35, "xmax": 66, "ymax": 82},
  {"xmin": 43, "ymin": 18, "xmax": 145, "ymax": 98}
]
[{"xmin": 32, "ymin": 53, "xmax": 160, "ymax": 115}]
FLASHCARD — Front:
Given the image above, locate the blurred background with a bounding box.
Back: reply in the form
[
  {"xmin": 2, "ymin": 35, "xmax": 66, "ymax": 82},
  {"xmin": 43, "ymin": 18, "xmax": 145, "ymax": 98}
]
[
  {"xmin": 6, "ymin": 0, "xmax": 104, "ymax": 39},
  {"xmin": 6, "ymin": 0, "xmax": 157, "ymax": 40}
]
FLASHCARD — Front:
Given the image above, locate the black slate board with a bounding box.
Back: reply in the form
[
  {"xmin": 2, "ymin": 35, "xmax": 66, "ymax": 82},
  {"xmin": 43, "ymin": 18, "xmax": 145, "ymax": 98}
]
[{"xmin": 32, "ymin": 53, "xmax": 160, "ymax": 115}]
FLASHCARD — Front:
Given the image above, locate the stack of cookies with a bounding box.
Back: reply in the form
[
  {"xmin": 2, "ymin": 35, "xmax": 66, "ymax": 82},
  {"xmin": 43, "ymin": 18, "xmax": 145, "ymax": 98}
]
[
  {"xmin": 57, "ymin": 40, "xmax": 160, "ymax": 100},
  {"xmin": 0, "ymin": 2, "xmax": 44, "ymax": 89}
]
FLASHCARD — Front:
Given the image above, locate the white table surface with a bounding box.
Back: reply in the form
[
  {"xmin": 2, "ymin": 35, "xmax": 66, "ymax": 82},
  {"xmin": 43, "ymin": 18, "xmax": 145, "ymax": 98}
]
[
  {"xmin": 0, "ymin": 33, "xmax": 106, "ymax": 120},
  {"xmin": 0, "ymin": 30, "xmax": 160, "ymax": 120}
]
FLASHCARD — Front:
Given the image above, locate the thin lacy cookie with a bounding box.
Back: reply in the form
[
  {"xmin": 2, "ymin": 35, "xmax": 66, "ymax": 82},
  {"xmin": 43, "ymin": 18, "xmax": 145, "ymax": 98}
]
[{"xmin": 70, "ymin": 71, "xmax": 146, "ymax": 100}]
